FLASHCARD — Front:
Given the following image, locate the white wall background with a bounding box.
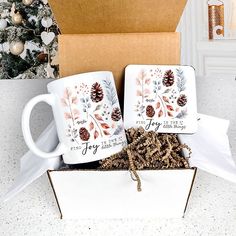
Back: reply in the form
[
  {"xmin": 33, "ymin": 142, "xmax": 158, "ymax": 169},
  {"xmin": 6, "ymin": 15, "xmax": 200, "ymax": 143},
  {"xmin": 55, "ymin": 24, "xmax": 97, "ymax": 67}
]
[{"xmin": 178, "ymin": 0, "xmax": 236, "ymax": 77}]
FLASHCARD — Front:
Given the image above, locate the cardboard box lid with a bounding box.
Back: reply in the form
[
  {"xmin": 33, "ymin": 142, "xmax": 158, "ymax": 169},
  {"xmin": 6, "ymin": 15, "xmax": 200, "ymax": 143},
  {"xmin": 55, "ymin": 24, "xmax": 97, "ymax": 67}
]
[
  {"xmin": 49, "ymin": 0, "xmax": 187, "ymax": 34},
  {"xmin": 58, "ymin": 33, "xmax": 180, "ymax": 100}
]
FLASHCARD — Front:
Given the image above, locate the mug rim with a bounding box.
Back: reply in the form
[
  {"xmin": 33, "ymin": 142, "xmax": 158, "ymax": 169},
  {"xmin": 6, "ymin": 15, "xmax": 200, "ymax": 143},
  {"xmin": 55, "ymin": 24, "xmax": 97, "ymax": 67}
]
[{"xmin": 47, "ymin": 71, "xmax": 112, "ymax": 89}]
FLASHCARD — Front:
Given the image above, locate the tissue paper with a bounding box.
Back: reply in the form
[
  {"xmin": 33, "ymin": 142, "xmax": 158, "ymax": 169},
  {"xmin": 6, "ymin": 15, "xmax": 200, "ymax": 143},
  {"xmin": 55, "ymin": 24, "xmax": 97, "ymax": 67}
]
[
  {"xmin": 2, "ymin": 122, "xmax": 62, "ymax": 202},
  {"xmin": 179, "ymin": 114, "xmax": 236, "ymax": 183}
]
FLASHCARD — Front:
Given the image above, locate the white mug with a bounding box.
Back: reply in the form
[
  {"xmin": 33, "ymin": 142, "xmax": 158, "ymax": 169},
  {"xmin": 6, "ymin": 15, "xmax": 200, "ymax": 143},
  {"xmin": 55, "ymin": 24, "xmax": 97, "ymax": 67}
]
[{"xmin": 22, "ymin": 71, "xmax": 127, "ymax": 164}]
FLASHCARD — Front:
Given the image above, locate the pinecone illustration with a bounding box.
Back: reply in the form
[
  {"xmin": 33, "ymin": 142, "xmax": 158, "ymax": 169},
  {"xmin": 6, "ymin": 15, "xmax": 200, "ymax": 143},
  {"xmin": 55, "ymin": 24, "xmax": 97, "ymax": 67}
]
[
  {"xmin": 163, "ymin": 70, "xmax": 175, "ymax": 87},
  {"xmin": 79, "ymin": 127, "xmax": 90, "ymax": 141},
  {"xmin": 177, "ymin": 94, "xmax": 187, "ymax": 107},
  {"xmin": 90, "ymin": 82, "xmax": 104, "ymax": 102},
  {"xmin": 111, "ymin": 107, "xmax": 122, "ymax": 121},
  {"xmin": 146, "ymin": 105, "xmax": 155, "ymax": 118}
]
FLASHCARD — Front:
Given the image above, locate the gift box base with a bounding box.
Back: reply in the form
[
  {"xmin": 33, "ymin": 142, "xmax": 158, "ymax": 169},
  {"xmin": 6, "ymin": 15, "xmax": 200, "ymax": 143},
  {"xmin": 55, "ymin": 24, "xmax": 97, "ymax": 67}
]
[{"xmin": 47, "ymin": 168, "xmax": 196, "ymax": 219}]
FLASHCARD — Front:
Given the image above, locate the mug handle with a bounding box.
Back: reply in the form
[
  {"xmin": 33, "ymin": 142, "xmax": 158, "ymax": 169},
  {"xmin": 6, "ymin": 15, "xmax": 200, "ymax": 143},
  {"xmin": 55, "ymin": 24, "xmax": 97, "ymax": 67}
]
[{"xmin": 22, "ymin": 94, "xmax": 65, "ymax": 159}]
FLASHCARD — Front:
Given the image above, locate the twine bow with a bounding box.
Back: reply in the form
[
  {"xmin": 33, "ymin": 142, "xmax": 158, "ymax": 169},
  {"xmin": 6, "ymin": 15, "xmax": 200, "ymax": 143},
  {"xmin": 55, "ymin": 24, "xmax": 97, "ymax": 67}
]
[{"xmin": 100, "ymin": 127, "xmax": 192, "ymax": 192}]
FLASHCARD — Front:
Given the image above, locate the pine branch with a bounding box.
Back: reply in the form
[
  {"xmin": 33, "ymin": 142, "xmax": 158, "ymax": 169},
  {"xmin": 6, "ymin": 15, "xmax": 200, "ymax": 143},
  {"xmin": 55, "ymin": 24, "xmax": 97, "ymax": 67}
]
[
  {"xmin": 176, "ymin": 68, "xmax": 186, "ymax": 93},
  {"xmin": 175, "ymin": 109, "xmax": 188, "ymax": 119},
  {"xmin": 103, "ymin": 79, "xmax": 118, "ymax": 106},
  {"xmin": 1, "ymin": 52, "xmax": 31, "ymax": 78}
]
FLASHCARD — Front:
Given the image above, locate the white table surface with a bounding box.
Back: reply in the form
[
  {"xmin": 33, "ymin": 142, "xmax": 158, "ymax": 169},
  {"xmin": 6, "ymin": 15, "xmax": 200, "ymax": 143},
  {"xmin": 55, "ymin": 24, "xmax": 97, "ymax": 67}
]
[{"xmin": 0, "ymin": 76, "xmax": 236, "ymax": 236}]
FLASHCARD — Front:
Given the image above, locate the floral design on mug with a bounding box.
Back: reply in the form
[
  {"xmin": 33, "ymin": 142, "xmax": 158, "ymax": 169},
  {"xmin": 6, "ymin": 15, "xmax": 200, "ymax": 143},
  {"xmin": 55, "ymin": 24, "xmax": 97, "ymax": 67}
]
[
  {"xmin": 61, "ymin": 80, "xmax": 124, "ymax": 145},
  {"xmin": 134, "ymin": 69, "xmax": 151, "ymax": 119},
  {"xmin": 61, "ymin": 88, "xmax": 80, "ymax": 124},
  {"xmin": 78, "ymin": 83, "xmax": 91, "ymax": 119},
  {"xmin": 134, "ymin": 67, "xmax": 188, "ymax": 119}
]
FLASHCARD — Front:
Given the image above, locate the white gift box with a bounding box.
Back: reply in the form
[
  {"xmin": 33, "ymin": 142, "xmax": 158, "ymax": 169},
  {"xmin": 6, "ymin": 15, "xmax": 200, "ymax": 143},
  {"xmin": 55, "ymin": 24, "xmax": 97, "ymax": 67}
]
[
  {"xmin": 48, "ymin": 168, "xmax": 196, "ymax": 219},
  {"xmin": 48, "ymin": 169, "xmax": 196, "ymax": 219}
]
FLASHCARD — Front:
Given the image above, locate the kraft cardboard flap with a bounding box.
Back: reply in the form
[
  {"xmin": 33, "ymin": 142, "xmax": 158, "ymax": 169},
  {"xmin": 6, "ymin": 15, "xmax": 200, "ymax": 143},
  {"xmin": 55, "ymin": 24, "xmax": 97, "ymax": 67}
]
[
  {"xmin": 58, "ymin": 33, "xmax": 180, "ymax": 99},
  {"xmin": 49, "ymin": 0, "xmax": 187, "ymax": 34}
]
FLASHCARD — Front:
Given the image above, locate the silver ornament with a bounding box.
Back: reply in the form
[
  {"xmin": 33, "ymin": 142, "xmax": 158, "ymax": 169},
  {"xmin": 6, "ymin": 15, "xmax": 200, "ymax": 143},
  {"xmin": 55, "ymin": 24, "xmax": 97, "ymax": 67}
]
[
  {"xmin": 41, "ymin": 17, "xmax": 53, "ymax": 28},
  {"xmin": 0, "ymin": 19, "xmax": 7, "ymax": 30},
  {"xmin": 9, "ymin": 41, "xmax": 25, "ymax": 55}
]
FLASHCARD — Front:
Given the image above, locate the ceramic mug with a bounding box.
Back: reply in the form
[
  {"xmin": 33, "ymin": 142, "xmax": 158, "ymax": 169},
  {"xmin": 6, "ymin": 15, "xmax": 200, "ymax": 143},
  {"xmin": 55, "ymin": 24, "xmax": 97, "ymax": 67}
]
[{"xmin": 22, "ymin": 71, "xmax": 127, "ymax": 164}]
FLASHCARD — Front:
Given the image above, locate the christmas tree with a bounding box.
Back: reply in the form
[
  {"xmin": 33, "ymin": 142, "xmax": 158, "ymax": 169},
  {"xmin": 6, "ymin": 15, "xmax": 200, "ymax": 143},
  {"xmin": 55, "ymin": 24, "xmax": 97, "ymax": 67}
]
[{"xmin": 0, "ymin": 0, "xmax": 59, "ymax": 79}]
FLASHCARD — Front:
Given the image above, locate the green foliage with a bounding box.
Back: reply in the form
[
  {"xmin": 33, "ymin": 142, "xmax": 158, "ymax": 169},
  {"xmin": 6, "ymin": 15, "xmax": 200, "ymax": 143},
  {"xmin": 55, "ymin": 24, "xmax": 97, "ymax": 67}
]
[{"xmin": 1, "ymin": 52, "xmax": 30, "ymax": 78}]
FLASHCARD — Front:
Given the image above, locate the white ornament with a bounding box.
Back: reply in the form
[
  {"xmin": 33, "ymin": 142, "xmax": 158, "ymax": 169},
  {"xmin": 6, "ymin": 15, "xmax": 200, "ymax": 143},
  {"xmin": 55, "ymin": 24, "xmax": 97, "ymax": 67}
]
[
  {"xmin": 28, "ymin": 15, "xmax": 38, "ymax": 24},
  {"xmin": 22, "ymin": 0, "xmax": 34, "ymax": 6},
  {"xmin": 44, "ymin": 63, "xmax": 55, "ymax": 78},
  {"xmin": 1, "ymin": 10, "xmax": 9, "ymax": 18},
  {"xmin": 0, "ymin": 19, "xmax": 7, "ymax": 30},
  {"xmin": 51, "ymin": 51, "xmax": 59, "ymax": 66},
  {"xmin": 41, "ymin": 31, "xmax": 55, "ymax": 45},
  {"xmin": 42, "ymin": 0, "xmax": 48, "ymax": 4},
  {"xmin": 41, "ymin": 17, "xmax": 53, "ymax": 28},
  {"xmin": 9, "ymin": 41, "xmax": 25, "ymax": 55},
  {"xmin": 2, "ymin": 42, "xmax": 10, "ymax": 52},
  {"xmin": 10, "ymin": 3, "xmax": 16, "ymax": 17}
]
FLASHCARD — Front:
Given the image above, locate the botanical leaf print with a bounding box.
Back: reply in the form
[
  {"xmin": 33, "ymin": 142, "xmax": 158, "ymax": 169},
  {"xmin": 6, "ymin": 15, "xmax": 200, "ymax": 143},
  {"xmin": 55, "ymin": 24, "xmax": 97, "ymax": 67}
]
[
  {"xmin": 61, "ymin": 79, "xmax": 124, "ymax": 145},
  {"xmin": 101, "ymin": 123, "xmax": 110, "ymax": 129},
  {"xmin": 134, "ymin": 67, "xmax": 190, "ymax": 120},
  {"xmin": 61, "ymin": 98, "xmax": 68, "ymax": 107},
  {"xmin": 63, "ymin": 88, "xmax": 72, "ymax": 99},
  {"xmin": 145, "ymin": 78, "xmax": 151, "ymax": 85},
  {"xmin": 136, "ymin": 78, "xmax": 141, "ymax": 86},
  {"xmin": 94, "ymin": 114, "xmax": 103, "ymax": 121},
  {"xmin": 144, "ymin": 89, "xmax": 151, "ymax": 97},
  {"xmin": 176, "ymin": 68, "xmax": 186, "ymax": 93},
  {"xmin": 103, "ymin": 130, "xmax": 110, "ymax": 135},
  {"xmin": 89, "ymin": 122, "xmax": 94, "ymax": 131},
  {"xmin": 71, "ymin": 96, "xmax": 78, "ymax": 104},
  {"xmin": 94, "ymin": 130, "xmax": 99, "ymax": 139},
  {"xmin": 163, "ymin": 96, "xmax": 169, "ymax": 103},
  {"xmin": 103, "ymin": 79, "xmax": 118, "ymax": 106},
  {"xmin": 61, "ymin": 88, "xmax": 79, "ymax": 123},
  {"xmin": 64, "ymin": 112, "xmax": 72, "ymax": 120},
  {"xmin": 166, "ymin": 105, "xmax": 174, "ymax": 111},
  {"xmin": 158, "ymin": 110, "xmax": 163, "ymax": 117},
  {"xmin": 176, "ymin": 109, "xmax": 188, "ymax": 119},
  {"xmin": 94, "ymin": 104, "xmax": 102, "ymax": 112},
  {"xmin": 73, "ymin": 109, "xmax": 80, "ymax": 119},
  {"xmin": 113, "ymin": 124, "xmax": 124, "ymax": 136},
  {"xmin": 136, "ymin": 90, "xmax": 142, "ymax": 96}
]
